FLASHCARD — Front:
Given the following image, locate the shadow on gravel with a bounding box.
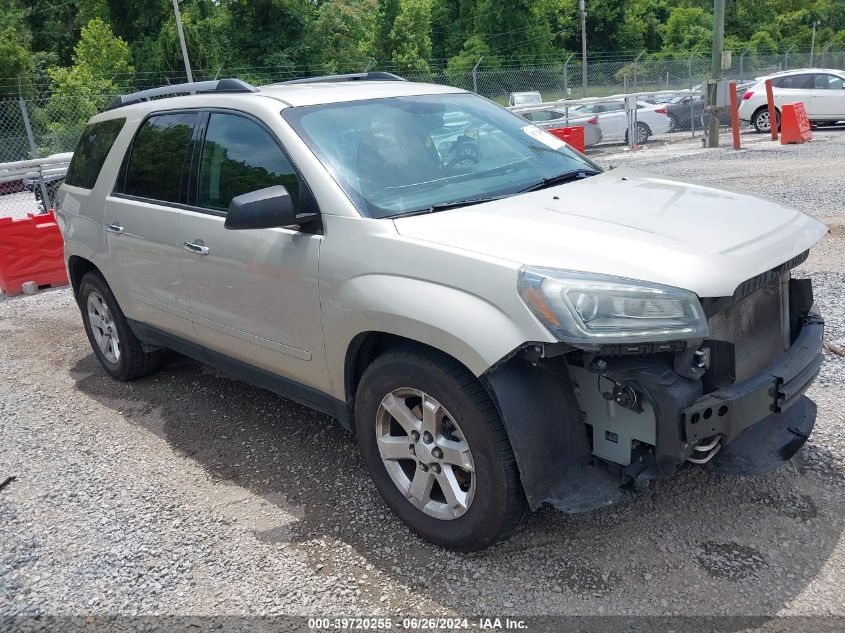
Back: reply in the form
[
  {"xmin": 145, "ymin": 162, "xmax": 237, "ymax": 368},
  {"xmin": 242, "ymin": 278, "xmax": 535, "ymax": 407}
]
[{"xmin": 69, "ymin": 351, "xmax": 845, "ymax": 617}]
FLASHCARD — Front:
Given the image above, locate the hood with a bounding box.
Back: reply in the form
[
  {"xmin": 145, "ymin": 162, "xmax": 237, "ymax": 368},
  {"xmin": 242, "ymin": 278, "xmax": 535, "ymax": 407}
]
[{"xmin": 392, "ymin": 168, "xmax": 827, "ymax": 298}]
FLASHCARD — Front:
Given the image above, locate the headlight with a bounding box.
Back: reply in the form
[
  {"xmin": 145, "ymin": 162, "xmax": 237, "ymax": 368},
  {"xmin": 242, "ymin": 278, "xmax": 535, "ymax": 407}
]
[{"xmin": 517, "ymin": 267, "xmax": 708, "ymax": 345}]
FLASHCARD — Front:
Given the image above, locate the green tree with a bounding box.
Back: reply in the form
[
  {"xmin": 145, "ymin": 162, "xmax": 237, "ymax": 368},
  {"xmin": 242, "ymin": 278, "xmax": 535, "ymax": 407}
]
[
  {"xmin": 0, "ymin": 0, "xmax": 32, "ymax": 82},
  {"xmin": 473, "ymin": 0, "xmax": 556, "ymax": 65},
  {"xmin": 661, "ymin": 6, "xmax": 712, "ymax": 52},
  {"xmin": 306, "ymin": 0, "xmax": 376, "ymax": 73},
  {"xmin": 42, "ymin": 18, "xmax": 133, "ymax": 152},
  {"xmin": 430, "ymin": 0, "xmax": 474, "ymax": 62},
  {"xmin": 151, "ymin": 4, "xmax": 229, "ymax": 79},
  {"xmin": 374, "ymin": 0, "xmax": 402, "ymax": 60},
  {"xmin": 224, "ymin": 0, "xmax": 313, "ymax": 76},
  {"xmin": 388, "ymin": 0, "xmax": 433, "ymax": 73}
]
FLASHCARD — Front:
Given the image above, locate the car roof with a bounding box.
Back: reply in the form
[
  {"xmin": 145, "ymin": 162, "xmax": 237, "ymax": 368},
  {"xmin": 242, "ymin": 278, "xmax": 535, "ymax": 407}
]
[
  {"xmin": 90, "ymin": 79, "xmax": 468, "ymax": 123},
  {"xmin": 258, "ymin": 80, "xmax": 466, "ymax": 107},
  {"xmin": 755, "ymin": 68, "xmax": 844, "ymax": 80}
]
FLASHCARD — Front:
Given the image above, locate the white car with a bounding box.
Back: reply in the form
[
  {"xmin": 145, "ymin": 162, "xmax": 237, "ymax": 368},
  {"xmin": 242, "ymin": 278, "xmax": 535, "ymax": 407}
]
[
  {"xmin": 738, "ymin": 68, "xmax": 845, "ymax": 132},
  {"xmin": 508, "ymin": 91, "xmax": 542, "ymax": 107},
  {"xmin": 569, "ymin": 100, "xmax": 671, "ymax": 144}
]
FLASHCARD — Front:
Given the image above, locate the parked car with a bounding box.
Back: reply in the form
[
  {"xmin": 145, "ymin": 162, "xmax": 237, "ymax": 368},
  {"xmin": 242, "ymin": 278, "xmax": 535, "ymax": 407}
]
[
  {"xmin": 568, "ymin": 99, "xmax": 671, "ymax": 143},
  {"xmin": 662, "ymin": 90, "xmax": 741, "ymax": 132},
  {"xmin": 57, "ymin": 74, "xmax": 826, "ymax": 551},
  {"xmin": 508, "ymin": 91, "xmax": 542, "ymax": 107},
  {"xmin": 510, "ymin": 106, "xmax": 603, "ymax": 147},
  {"xmin": 738, "ymin": 68, "xmax": 845, "ymax": 132}
]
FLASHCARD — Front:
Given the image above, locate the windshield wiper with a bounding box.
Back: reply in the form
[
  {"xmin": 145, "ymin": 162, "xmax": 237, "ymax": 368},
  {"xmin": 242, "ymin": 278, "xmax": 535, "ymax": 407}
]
[
  {"xmin": 392, "ymin": 195, "xmax": 511, "ymax": 218},
  {"xmin": 518, "ymin": 169, "xmax": 600, "ymax": 193}
]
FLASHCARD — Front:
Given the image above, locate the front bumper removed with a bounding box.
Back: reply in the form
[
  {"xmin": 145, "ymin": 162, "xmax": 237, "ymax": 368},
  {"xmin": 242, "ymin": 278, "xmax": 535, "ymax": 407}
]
[
  {"xmin": 682, "ymin": 308, "xmax": 823, "ymax": 473},
  {"xmin": 482, "ymin": 308, "xmax": 823, "ymax": 514}
]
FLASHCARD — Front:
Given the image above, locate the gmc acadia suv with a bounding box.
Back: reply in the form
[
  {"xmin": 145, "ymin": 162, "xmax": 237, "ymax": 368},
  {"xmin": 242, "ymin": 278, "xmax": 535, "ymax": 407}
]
[{"xmin": 56, "ymin": 73, "xmax": 827, "ymax": 551}]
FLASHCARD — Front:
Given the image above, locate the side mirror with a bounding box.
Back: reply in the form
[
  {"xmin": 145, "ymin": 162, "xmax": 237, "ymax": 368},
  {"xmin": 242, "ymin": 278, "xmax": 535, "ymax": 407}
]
[{"xmin": 224, "ymin": 185, "xmax": 316, "ymax": 230}]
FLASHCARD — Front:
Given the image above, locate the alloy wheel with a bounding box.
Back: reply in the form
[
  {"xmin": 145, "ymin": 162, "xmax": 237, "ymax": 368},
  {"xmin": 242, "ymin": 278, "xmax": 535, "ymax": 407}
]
[
  {"xmin": 87, "ymin": 290, "xmax": 121, "ymax": 364},
  {"xmin": 375, "ymin": 388, "xmax": 476, "ymax": 520}
]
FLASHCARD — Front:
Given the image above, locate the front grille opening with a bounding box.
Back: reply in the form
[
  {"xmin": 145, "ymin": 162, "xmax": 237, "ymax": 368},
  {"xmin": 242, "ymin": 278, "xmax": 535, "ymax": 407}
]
[{"xmin": 707, "ymin": 276, "xmax": 789, "ymax": 383}]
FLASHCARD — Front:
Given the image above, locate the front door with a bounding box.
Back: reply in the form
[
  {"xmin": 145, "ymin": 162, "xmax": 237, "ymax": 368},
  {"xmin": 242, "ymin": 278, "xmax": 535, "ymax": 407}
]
[
  {"xmin": 178, "ymin": 111, "xmax": 328, "ymax": 391},
  {"xmin": 105, "ymin": 112, "xmax": 198, "ymax": 338}
]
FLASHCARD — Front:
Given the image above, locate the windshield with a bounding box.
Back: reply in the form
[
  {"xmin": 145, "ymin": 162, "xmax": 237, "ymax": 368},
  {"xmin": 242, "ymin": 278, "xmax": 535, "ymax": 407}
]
[{"xmin": 282, "ymin": 92, "xmax": 600, "ymax": 218}]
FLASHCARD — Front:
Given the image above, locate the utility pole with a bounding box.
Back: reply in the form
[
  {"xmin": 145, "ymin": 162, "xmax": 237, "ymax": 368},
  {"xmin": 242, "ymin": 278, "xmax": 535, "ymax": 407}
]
[
  {"xmin": 706, "ymin": 0, "xmax": 725, "ymax": 147},
  {"xmin": 172, "ymin": 0, "xmax": 194, "ymax": 82},
  {"xmin": 579, "ymin": 0, "xmax": 587, "ymax": 98},
  {"xmin": 810, "ymin": 21, "xmax": 821, "ymax": 66}
]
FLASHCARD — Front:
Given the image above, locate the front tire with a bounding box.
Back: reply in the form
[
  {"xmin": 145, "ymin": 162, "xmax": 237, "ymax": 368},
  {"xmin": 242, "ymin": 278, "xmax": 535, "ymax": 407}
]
[
  {"xmin": 355, "ymin": 345, "xmax": 527, "ymax": 551},
  {"xmin": 78, "ymin": 271, "xmax": 164, "ymax": 381}
]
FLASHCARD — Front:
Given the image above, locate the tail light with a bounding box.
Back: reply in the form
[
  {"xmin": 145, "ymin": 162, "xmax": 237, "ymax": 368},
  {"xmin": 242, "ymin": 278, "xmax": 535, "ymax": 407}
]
[
  {"xmin": 654, "ymin": 108, "xmax": 668, "ymax": 115},
  {"xmin": 587, "ymin": 116, "xmax": 598, "ymax": 125},
  {"xmin": 742, "ymin": 91, "xmax": 754, "ymax": 100}
]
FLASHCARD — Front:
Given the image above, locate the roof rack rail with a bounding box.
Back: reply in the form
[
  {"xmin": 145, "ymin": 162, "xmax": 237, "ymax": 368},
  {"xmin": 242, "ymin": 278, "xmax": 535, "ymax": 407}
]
[
  {"xmin": 278, "ymin": 71, "xmax": 406, "ymax": 85},
  {"xmin": 104, "ymin": 78, "xmax": 258, "ymax": 111}
]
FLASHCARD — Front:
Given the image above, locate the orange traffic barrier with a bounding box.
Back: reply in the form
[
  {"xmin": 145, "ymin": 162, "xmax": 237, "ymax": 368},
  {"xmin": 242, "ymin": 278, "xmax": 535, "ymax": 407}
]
[
  {"xmin": 780, "ymin": 103, "xmax": 813, "ymax": 145},
  {"xmin": 765, "ymin": 79, "xmax": 778, "ymax": 141},
  {"xmin": 729, "ymin": 82, "xmax": 741, "ymax": 150},
  {"xmin": 548, "ymin": 126, "xmax": 585, "ymax": 153},
  {"xmin": 0, "ymin": 210, "xmax": 68, "ymax": 296}
]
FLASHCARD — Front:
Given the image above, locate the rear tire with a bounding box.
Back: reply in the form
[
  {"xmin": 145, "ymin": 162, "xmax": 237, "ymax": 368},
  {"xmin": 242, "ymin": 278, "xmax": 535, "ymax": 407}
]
[
  {"xmin": 624, "ymin": 121, "xmax": 651, "ymax": 145},
  {"xmin": 752, "ymin": 107, "xmax": 780, "ymax": 133},
  {"xmin": 78, "ymin": 271, "xmax": 164, "ymax": 381},
  {"xmin": 667, "ymin": 113, "xmax": 679, "ymax": 132},
  {"xmin": 355, "ymin": 345, "xmax": 527, "ymax": 551}
]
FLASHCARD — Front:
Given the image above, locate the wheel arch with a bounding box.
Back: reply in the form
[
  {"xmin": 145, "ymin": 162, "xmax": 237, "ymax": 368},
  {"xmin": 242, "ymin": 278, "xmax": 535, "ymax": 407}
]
[
  {"xmin": 67, "ymin": 255, "xmax": 99, "ymax": 298},
  {"xmin": 343, "ymin": 332, "xmax": 480, "ymax": 432}
]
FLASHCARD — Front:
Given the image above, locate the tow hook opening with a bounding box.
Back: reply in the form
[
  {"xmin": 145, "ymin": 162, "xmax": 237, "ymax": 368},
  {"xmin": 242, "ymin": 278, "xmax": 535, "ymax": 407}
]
[{"xmin": 687, "ymin": 435, "xmax": 723, "ymax": 464}]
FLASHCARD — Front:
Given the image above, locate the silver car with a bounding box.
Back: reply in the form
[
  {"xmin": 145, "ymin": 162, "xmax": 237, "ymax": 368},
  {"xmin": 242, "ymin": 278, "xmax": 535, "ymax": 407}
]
[
  {"xmin": 57, "ymin": 74, "xmax": 827, "ymax": 551},
  {"xmin": 510, "ymin": 106, "xmax": 603, "ymax": 147}
]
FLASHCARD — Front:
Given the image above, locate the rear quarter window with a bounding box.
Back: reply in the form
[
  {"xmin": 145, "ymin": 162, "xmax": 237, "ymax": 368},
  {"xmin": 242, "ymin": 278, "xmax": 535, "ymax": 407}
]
[{"xmin": 65, "ymin": 118, "xmax": 126, "ymax": 189}]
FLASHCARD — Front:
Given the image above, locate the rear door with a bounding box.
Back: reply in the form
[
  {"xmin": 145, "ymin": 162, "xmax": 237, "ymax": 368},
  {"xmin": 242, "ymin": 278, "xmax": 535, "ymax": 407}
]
[
  {"xmin": 105, "ymin": 112, "xmax": 198, "ymax": 338},
  {"xmin": 599, "ymin": 102, "xmax": 627, "ymax": 140},
  {"xmin": 177, "ymin": 110, "xmax": 328, "ymax": 390},
  {"xmin": 774, "ymin": 73, "xmax": 814, "ymax": 112},
  {"xmin": 810, "ymin": 73, "xmax": 845, "ymax": 118}
]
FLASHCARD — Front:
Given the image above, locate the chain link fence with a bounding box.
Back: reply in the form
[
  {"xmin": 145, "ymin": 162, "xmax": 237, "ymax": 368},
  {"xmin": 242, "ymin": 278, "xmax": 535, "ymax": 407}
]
[{"xmin": 1, "ymin": 49, "xmax": 844, "ymax": 216}]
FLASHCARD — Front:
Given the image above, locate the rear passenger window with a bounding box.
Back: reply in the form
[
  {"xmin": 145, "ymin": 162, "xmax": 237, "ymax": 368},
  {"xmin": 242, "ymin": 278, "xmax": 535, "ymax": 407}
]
[
  {"xmin": 123, "ymin": 113, "xmax": 197, "ymax": 203},
  {"xmin": 778, "ymin": 74, "xmax": 813, "ymax": 89},
  {"xmin": 197, "ymin": 113, "xmax": 299, "ymax": 213},
  {"xmin": 65, "ymin": 118, "xmax": 125, "ymax": 189}
]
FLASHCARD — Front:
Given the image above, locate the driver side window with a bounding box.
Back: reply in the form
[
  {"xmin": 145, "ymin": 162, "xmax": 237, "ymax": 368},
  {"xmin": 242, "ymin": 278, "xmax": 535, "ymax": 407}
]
[{"xmin": 198, "ymin": 113, "xmax": 300, "ymax": 213}]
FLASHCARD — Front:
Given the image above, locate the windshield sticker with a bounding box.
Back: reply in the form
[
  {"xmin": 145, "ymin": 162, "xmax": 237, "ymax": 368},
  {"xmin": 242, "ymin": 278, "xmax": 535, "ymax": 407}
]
[{"xmin": 522, "ymin": 125, "xmax": 566, "ymax": 150}]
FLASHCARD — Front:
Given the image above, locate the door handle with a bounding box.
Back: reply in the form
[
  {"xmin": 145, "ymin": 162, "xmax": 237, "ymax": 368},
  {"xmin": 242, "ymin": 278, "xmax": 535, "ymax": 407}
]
[
  {"xmin": 106, "ymin": 223, "xmax": 124, "ymax": 234},
  {"xmin": 183, "ymin": 240, "xmax": 210, "ymax": 256}
]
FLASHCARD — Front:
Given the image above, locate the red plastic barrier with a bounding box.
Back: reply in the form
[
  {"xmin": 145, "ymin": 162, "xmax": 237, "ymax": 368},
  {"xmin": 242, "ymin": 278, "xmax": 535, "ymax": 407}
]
[
  {"xmin": 548, "ymin": 126, "xmax": 586, "ymax": 153},
  {"xmin": 0, "ymin": 210, "xmax": 68, "ymax": 296},
  {"xmin": 780, "ymin": 103, "xmax": 813, "ymax": 145}
]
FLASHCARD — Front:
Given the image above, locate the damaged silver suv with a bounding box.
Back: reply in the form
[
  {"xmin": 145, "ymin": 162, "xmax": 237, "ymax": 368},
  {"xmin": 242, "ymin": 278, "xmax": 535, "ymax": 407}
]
[{"xmin": 57, "ymin": 73, "xmax": 827, "ymax": 551}]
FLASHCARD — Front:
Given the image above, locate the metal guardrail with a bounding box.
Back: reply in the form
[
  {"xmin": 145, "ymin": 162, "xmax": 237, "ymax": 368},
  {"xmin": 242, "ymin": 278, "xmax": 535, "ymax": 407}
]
[
  {"xmin": 0, "ymin": 153, "xmax": 72, "ymax": 183},
  {"xmin": 0, "ymin": 153, "xmax": 72, "ymax": 217}
]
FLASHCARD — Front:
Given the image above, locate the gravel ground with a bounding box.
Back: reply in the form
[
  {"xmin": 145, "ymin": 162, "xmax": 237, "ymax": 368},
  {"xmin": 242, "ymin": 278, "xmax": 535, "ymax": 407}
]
[{"xmin": 1, "ymin": 128, "xmax": 844, "ymax": 627}]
